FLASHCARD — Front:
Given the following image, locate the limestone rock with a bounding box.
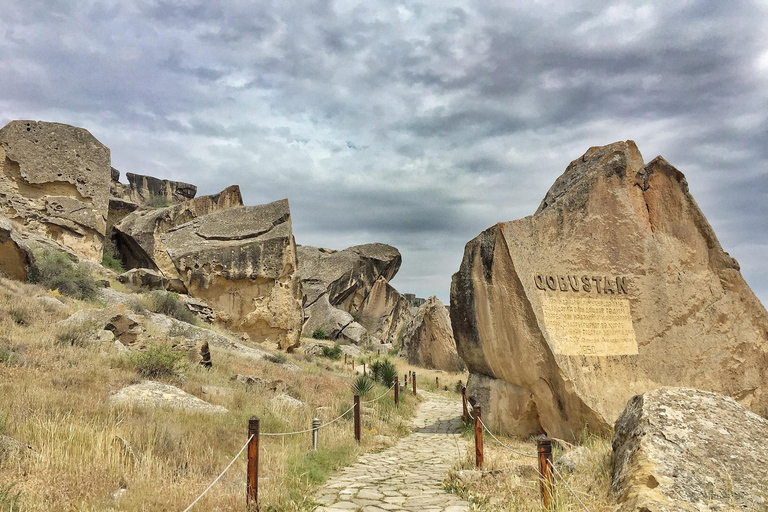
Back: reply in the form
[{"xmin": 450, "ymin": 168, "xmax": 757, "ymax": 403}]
[
  {"xmin": 0, "ymin": 217, "xmax": 34, "ymax": 281},
  {"xmin": 400, "ymin": 296, "xmax": 462, "ymax": 372},
  {"xmin": 113, "ymin": 185, "xmax": 243, "ymax": 288},
  {"xmin": 270, "ymin": 393, "xmax": 306, "ymax": 409},
  {"xmin": 118, "ymin": 268, "xmax": 169, "ymax": 290},
  {"xmin": 110, "ymin": 381, "xmax": 227, "ymax": 413},
  {"xmin": 0, "ymin": 120, "xmax": 111, "ymax": 261},
  {"xmin": 301, "ymin": 294, "xmax": 367, "ymax": 343},
  {"xmin": 162, "ymin": 199, "xmax": 303, "ymax": 349},
  {"xmin": 451, "ymin": 141, "xmax": 768, "ymax": 440},
  {"xmin": 357, "ymin": 276, "xmax": 413, "ymax": 343},
  {"xmin": 125, "ymin": 172, "xmax": 196, "ymax": 204},
  {"xmin": 611, "ymin": 388, "xmax": 768, "ymax": 511},
  {"xmin": 179, "ymin": 295, "xmax": 215, "ymax": 323}
]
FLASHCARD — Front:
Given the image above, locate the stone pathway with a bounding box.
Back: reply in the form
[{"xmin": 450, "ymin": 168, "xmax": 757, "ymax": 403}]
[{"xmin": 314, "ymin": 392, "xmax": 469, "ymax": 512}]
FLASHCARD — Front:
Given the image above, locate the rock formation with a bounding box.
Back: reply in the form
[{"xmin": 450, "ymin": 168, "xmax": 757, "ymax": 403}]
[
  {"xmin": 110, "ymin": 168, "xmax": 196, "ymax": 207},
  {"xmin": 400, "ymin": 296, "xmax": 463, "ymax": 371},
  {"xmin": 162, "ymin": 199, "xmax": 303, "ymax": 349},
  {"xmin": 0, "ymin": 217, "xmax": 34, "ymax": 281},
  {"xmin": 113, "ymin": 185, "xmax": 243, "ymax": 290},
  {"xmin": 611, "ymin": 388, "xmax": 768, "ymax": 511},
  {"xmin": 298, "ymin": 244, "xmax": 402, "ymax": 341},
  {"xmin": 0, "ymin": 120, "xmax": 111, "ymax": 261},
  {"xmin": 451, "ymin": 141, "xmax": 768, "ymax": 440},
  {"xmin": 357, "ymin": 275, "xmax": 414, "ymax": 343}
]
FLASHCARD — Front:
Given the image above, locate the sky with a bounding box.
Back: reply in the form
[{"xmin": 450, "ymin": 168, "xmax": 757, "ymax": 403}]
[{"xmin": 1, "ymin": 1, "xmax": 766, "ymax": 305}]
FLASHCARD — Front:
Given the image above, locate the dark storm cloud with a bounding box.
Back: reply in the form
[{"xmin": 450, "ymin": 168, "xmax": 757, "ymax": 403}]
[{"xmin": 0, "ymin": 0, "xmax": 767, "ymax": 303}]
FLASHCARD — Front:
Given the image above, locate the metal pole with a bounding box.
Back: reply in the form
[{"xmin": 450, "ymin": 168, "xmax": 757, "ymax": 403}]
[
  {"xmin": 354, "ymin": 395, "xmax": 361, "ymax": 442},
  {"xmin": 247, "ymin": 416, "xmax": 259, "ymax": 509},
  {"xmin": 474, "ymin": 405, "xmax": 483, "ymax": 468},
  {"xmin": 412, "ymin": 372, "xmax": 417, "ymax": 395},
  {"xmin": 394, "ymin": 376, "xmax": 399, "ymax": 406},
  {"xmin": 461, "ymin": 387, "xmax": 469, "ymax": 422},
  {"xmin": 538, "ymin": 438, "xmax": 554, "ymax": 509},
  {"xmin": 312, "ymin": 417, "xmax": 320, "ymax": 451}
]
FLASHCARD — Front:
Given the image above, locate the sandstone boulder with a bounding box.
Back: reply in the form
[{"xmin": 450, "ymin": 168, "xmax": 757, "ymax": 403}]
[
  {"xmin": 301, "ymin": 294, "xmax": 367, "ymax": 343},
  {"xmin": 118, "ymin": 268, "xmax": 169, "ymax": 290},
  {"xmin": 451, "ymin": 141, "xmax": 768, "ymax": 440},
  {"xmin": 114, "ymin": 185, "xmax": 243, "ymax": 288},
  {"xmin": 357, "ymin": 275, "xmax": 413, "ymax": 343},
  {"xmin": 611, "ymin": 388, "xmax": 768, "ymax": 511},
  {"xmin": 110, "ymin": 381, "xmax": 227, "ymax": 413},
  {"xmin": 400, "ymin": 296, "xmax": 463, "ymax": 371},
  {"xmin": 125, "ymin": 172, "xmax": 196, "ymax": 205},
  {"xmin": 0, "ymin": 217, "xmax": 34, "ymax": 281},
  {"xmin": 162, "ymin": 199, "xmax": 303, "ymax": 349},
  {"xmin": 0, "ymin": 120, "xmax": 111, "ymax": 261}
]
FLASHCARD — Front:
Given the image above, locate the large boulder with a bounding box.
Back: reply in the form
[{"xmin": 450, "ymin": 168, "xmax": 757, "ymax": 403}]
[
  {"xmin": 357, "ymin": 275, "xmax": 414, "ymax": 343},
  {"xmin": 0, "ymin": 217, "xmax": 34, "ymax": 281},
  {"xmin": 451, "ymin": 141, "xmax": 768, "ymax": 441},
  {"xmin": 162, "ymin": 199, "xmax": 303, "ymax": 349},
  {"xmin": 400, "ymin": 296, "xmax": 463, "ymax": 372},
  {"xmin": 125, "ymin": 172, "xmax": 196, "ymax": 205},
  {"xmin": 611, "ymin": 388, "xmax": 768, "ymax": 511},
  {"xmin": 301, "ymin": 294, "xmax": 368, "ymax": 343},
  {"xmin": 297, "ymin": 244, "xmax": 401, "ymax": 313},
  {"xmin": 113, "ymin": 184, "xmax": 243, "ymax": 289},
  {"xmin": 0, "ymin": 120, "xmax": 111, "ymax": 261}
]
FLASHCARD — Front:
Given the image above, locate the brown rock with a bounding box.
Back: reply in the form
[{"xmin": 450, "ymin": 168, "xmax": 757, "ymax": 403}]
[
  {"xmin": 118, "ymin": 268, "xmax": 169, "ymax": 290},
  {"xmin": 611, "ymin": 388, "xmax": 768, "ymax": 511},
  {"xmin": 162, "ymin": 199, "xmax": 303, "ymax": 349},
  {"xmin": 0, "ymin": 217, "xmax": 34, "ymax": 281},
  {"xmin": 357, "ymin": 275, "xmax": 413, "ymax": 343},
  {"xmin": 125, "ymin": 172, "xmax": 196, "ymax": 205},
  {"xmin": 400, "ymin": 296, "xmax": 463, "ymax": 372},
  {"xmin": 301, "ymin": 294, "xmax": 367, "ymax": 343},
  {"xmin": 0, "ymin": 120, "xmax": 111, "ymax": 261},
  {"xmin": 451, "ymin": 141, "xmax": 768, "ymax": 440}
]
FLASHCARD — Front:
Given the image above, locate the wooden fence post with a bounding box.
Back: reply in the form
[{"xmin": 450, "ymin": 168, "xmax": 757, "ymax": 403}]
[
  {"xmin": 461, "ymin": 387, "xmax": 469, "ymax": 422},
  {"xmin": 538, "ymin": 437, "xmax": 554, "ymax": 509},
  {"xmin": 436, "ymin": 376, "xmax": 439, "ymax": 389},
  {"xmin": 354, "ymin": 395, "xmax": 361, "ymax": 442},
  {"xmin": 247, "ymin": 416, "xmax": 259, "ymax": 509},
  {"xmin": 394, "ymin": 376, "xmax": 399, "ymax": 406},
  {"xmin": 344, "ymin": 353, "xmax": 347, "ymax": 365},
  {"xmin": 412, "ymin": 372, "xmax": 417, "ymax": 395},
  {"xmin": 312, "ymin": 417, "xmax": 320, "ymax": 451},
  {"xmin": 363, "ymin": 362, "xmax": 366, "ymax": 375},
  {"xmin": 474, "ymin": 405, "xmax": 483, "ymax": 468}
]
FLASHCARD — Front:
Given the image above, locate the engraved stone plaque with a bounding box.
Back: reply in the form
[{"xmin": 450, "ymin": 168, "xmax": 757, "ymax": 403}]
[{"xmin": 540, "ymin": 296, "xmax": 638, "ymax": 356}]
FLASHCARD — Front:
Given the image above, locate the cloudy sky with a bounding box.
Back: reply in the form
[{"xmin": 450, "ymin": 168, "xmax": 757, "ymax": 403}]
[{"xmin": 1, "ymin": 1, "xmax": 766, "ymax": 305}]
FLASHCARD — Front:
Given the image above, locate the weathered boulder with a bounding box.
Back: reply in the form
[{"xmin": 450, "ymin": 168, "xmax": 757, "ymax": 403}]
[
  {"xmin": 110, "ymin": 381, "xmax": 227, "ymax": 413},
  {"xmin": 125, "ymin": 172, "xmax": 196, "ymax": 205},
  {"xmin": 301, "ymin": 294, "xmax": 367, "ymax": 343},
  {"xmin": 0, "ymin": 121, "xmax": 111, "ymax": 261},
  {"xmin": 357, "ymin": 276, "xmax": 413, "ymax": 343},
  {"xmin": 451, "ymin": 141, "xmax": 768, "ymax": 441},
  {"xmin": 298, "ymin": 244, "xmax": 401, "ymax": 313},
  {"xmin": 0, "ymin": 217, "xmax": 34, "ymax": 281},
  {"xmin": 162, "ymin": 199, "xmax": 303, "ymax": 349},
  {"xmin": 611, "ymin": 388, "xmax": 768, "ymax": 511},
  {"xmin": 400, "ymin": 296, "xmax": 463, "ymax": 371},
  {"xmin": 118, "ymin": 268, "xmax": 169, "ymax": 290},
  {"xmin": 114, "ymin": 185, "xmax": 243, "ymax": 289}
]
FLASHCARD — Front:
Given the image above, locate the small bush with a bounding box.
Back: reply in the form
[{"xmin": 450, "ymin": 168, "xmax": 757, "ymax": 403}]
[
  {"xmin": 28, "ymin": 248, "xmax": 99, "ymax": 301},
  {"xmin": 370, "ymin": 358, "xmax": 397, "ymax": 387},
  {"xmin": 130, "ymin": 344, "xmax": 184, "ymax": 379},
  {"xmin": 55, "ymin": 323, "xmax": 91, "ymax": 347},
  {"xmin": 0, "ymin": 346, "xmax": 17, "ymax": 366},
  {"xmin": 311, "ymin": 327, "xmax": 327, "ymax": 340},
  {"xmin": 265, "ymin": 352, "xmax": 288, "ymax": 364},
  {"xmin": 320, "ymin": 344, "xmax": 342, "ymax": 360},
  {"xmin": 0, "ymin": 483, "xmax": 21, "ymax": 512},
  {"xmin": 102, "ymin": 253, "xmax": 125, "ymax": 273},
  {"xmin": 144, "ymin": 291, "xmax": 196, "ymax": 324},
  {"xmin": 7, "ymin": 305, "xmax": 30, "ymax": 326},
  {"xmin": 351, "ymin": 374, "xmax": 374, "ymax": 397}
]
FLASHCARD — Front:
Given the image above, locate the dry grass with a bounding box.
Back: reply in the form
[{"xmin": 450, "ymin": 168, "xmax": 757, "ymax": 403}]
[
  {"xmin": 0, "ymin": 278, "xmax": 417, "ymax": 512},
  {"xmin": 444, "ymin": 427, "xmax": 615, "ymax": 511}
]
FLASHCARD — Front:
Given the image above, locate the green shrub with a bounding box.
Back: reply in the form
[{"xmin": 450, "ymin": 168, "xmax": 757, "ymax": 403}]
[
  {"xmin": 311, "ymin": 327, "xmax": 327, "ymax": 340},
  {"xmin": 0, "ymin": 346, "xmax": 17, "ymax": 366},
  {"xmin": 28, "ymin": 248, "xmax": 99, "ymax": 301},
  {"xmin": 370, "ymin": 358, "xmax": 397, "ymax": 387},
  {"xmin": 7, "ymin": 305, "xmax": 29, "ymax": 326},
  {"xmin": 0, "ymin": 483, "xmax": 21, "ymax": 512},
  {"xmin": 130, "ymin": 344, "xmax": 184, "ymax": 379},
  {"xmin": 101, "ymin": 253, "xmax": 125, "ymax": 273},
  {"xmin": 265, "ymin": 352, "xmax": 288, "ymax": 364},
  {"xmin": 351, "ymin": 374, "xmax": 374, "ymax": 397},
  {"xmin": 144, "ymin": 291, "xmax": 196, "ymax": 324},
  {"xmin": 320, "ymin": 344, "xmax": 342, "ymax": 360}
]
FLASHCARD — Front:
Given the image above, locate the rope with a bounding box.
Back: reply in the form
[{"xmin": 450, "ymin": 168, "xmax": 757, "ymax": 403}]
[
  {"xmin": 181, "ymin": 434, "xmax": 253, "ymax": 512},
  {"xmin": 478, "ymin": 416, "xmax": 537, "ymax": 459},
  {"xmin": 548, "ymin": 460, "xmax": 592, "ymax": 512},
  {"xmin": 261, "ymin": 404, "xmax": 356, "ymax": 437},
  {"xmin": 362, "ymin": 382, "xmax": 397, "ymax": 403}
]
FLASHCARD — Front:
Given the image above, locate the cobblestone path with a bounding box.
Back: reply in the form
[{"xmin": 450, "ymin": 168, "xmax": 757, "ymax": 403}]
[{"xmin": 314, "ymin": 392, "xmax": 470, "ymax": 512}]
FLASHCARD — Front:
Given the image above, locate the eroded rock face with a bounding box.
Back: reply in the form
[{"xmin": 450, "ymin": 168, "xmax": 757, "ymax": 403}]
[
  {"xmin": 611, "ymin": 388, "xmax": 768, "ymax": 511},
  {"xmin": 451, "ymin": 141, "xmax": 768, "ymax": 440},
  {"xmin": 358, "ymin": 276, "xmax": 414, "ymax": 343},
  {"xmin": 0, "ymin": 120, "xmax": 111, "ymax": 261},
  {"xmin": 0, "ymin": 217, "xmax": 34, "ymax": 281},
  {"xmin": 163, "ymin": 199, "xmax": 303, "ymax": 348},
  {"xmin": 301, "ymin": 294, "xmax": 368, "ymax": 343},
  {"xmin": 113, "ymin": 185, "xmax": 243, "ymax": 289},
  {"xmin": 400, "ymin": 296, "xmax": 463, "ymax": 372}
]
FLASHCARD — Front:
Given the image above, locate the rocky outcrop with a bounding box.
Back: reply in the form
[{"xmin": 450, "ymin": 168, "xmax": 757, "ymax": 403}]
[
  {"xmin": 113, "ymin": 185, "xmax": 242, "ymax": 289},
  {"xmin": 301, "ymin": 295, "xmax": 368, "ymax": 343},
  {"xmin": 163, "ymin": 199, "xmax": 303, "ymax": 349},
  {"xmin": 118, "ymin": 268, "xmax": 169, "ymax": 290},
  {"xmin": 611, "ymin": 388, "xmax": 768, "ymax": 511},
  {"xmin": 110, "ymin": 167, "xmax": 196, "ymax": 207},
  {"xmin": 451, "ymin": 141, "xmax": 768, "ymax": 441},
  {"xmin": 0, "ymin": 217, "xmax": 34, "ymax": 281},
  {"xmin": 357, "ymin": 276, "xmax": 413, "ymax": 343},
  {"xmin": 0, "ymin": 120, "xmax": 111, "ymax": 261},
  {"xmin": 110, "ymin": 381, "xmax": 227, "ymax": 413},
  {"xmin": 400, "ymin": 296, "xmax": 463, "ymax": 371}
]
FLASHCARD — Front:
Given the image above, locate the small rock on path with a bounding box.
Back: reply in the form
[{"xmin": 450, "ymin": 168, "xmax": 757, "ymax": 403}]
[{"xmin": 314, "ymin": 392, "xmax": 469, "ymax": 512}]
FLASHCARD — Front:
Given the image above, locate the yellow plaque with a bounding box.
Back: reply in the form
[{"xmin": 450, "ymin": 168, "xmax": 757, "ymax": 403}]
[{"xmin": 540, "ymin": 296, "xmax": 638, "ymax": 356}]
